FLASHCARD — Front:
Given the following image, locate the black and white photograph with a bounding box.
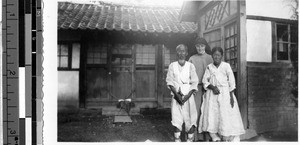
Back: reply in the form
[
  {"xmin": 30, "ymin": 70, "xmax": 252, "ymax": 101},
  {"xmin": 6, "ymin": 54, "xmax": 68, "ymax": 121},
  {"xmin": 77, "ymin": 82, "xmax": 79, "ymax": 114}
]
[{"xmin": 44, "ymin": 0, "xmax": 298, "ymax": 143}]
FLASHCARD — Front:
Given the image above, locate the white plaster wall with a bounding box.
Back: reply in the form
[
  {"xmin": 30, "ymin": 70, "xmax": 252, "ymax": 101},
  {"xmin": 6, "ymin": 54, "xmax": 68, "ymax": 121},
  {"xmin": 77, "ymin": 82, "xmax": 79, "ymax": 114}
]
[
  {"xmin": 246, "ymin": 19, "xmax": 272, "ymax": 62},
  {"xmin": 57, "ymin": 71, "xmax": 79, "ymax": 109},
  {"xmin": 246, "ymin": 0, "xmax": 297, "ymax": 19}
]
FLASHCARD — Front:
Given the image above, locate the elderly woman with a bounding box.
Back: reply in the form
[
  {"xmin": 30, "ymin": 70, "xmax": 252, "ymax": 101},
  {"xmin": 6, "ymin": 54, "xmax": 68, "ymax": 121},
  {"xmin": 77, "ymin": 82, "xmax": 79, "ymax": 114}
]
[
  {"xmin": 166, "ymin": 44, "xmax": 199, "ymax": 142},
  {"xmin": 198, "ymin": 47, "xmax": 245, "ymax": 142}
]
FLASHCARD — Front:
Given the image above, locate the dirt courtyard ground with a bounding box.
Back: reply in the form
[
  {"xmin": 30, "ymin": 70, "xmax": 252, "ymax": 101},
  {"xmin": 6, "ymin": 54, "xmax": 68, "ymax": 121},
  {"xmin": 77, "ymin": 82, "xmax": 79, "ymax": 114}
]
[
  {"xmin": 58, "ymin": 108, "xmax": 298, "ymax": 142},
  {"xmin": 58, "ymin": 108, "xmax": 175, "ymax": 142}
]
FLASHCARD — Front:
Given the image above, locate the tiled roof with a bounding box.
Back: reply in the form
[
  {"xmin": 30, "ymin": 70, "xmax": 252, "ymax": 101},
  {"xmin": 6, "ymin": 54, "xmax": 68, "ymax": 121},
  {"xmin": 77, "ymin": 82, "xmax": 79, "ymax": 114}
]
[{"xmin": 58, "ymin": 2, "xmax": 197, "ymax": 33}]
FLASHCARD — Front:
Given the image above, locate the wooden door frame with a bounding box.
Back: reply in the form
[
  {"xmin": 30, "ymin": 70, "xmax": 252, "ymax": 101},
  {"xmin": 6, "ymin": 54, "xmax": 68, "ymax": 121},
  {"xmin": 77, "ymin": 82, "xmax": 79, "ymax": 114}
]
[
  {"xmin": 157, "ymin": 44, "xmax": 164, "ymax": 108},
  {"xmin": 237, "ymin": 0, "xmax": 248, "ymax": 129},
  {"xmin": 79, "ymin": 38, "xmax": 87, "ymax": 108}
]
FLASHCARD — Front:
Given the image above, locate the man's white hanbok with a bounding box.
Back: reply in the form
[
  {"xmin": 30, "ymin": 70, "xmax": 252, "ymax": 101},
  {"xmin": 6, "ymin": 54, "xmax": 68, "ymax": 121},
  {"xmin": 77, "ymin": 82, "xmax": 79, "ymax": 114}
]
[
  {"xmin": 198, "ymin": 62, "xmax": 245, "ymax": 137},
  {"xmin": 166, "ymin": 61, "xmax": 199, "ymax": 131}
]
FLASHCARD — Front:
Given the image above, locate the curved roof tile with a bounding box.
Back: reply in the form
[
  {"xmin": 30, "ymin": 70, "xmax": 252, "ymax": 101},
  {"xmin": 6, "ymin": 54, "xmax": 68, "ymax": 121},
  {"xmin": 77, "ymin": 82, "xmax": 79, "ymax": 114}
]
[{"xmin": 58, "ymin": 2, "xmax": 197, "ymax": 34}]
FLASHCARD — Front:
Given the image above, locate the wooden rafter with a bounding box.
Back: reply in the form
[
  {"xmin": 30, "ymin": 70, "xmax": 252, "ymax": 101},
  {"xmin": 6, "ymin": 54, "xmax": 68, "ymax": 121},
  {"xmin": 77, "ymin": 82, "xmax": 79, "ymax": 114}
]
[
  {"xmin": 208, "ymin": 8, "xmax": 215, "ymax": 28},
  {"xmin": 211, "ymin": 3, "xmax": 221, "ymax": 27},
  {"xmin": 216, "ymin": 2, "xmax": 223, "ymax": 23},
  {"xmin": 204, "ymin": 0, "xmax": 231, "ymax": 30}
]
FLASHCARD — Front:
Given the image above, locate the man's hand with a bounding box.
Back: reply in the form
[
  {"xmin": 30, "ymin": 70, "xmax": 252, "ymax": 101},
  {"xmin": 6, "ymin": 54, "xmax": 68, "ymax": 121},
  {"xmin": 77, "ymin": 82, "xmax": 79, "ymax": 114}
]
[
  {"xmin": 169, "ymin": 85, "xmax": 183, "ymax": 105},
  {"xmin": 182, "ymin": 94, "xmax": 190, "ymax": 104},
  {"xmin": 181, "ymin": 89, "xmax": 196, "ymax": 105},
  {"xmin": 174, "ymin": 93, "xmax": 183, "ymax": 105},
  {"xmin": 230, "ymin": 91, "xmax": 234, "ymax": 108}
]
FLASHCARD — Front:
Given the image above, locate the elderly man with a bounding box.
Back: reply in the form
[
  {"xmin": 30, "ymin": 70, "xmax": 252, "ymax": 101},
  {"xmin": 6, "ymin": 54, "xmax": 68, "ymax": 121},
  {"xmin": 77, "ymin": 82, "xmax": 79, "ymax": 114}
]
[{"xmin": 166, "ymin": 44, "xmax": 199, "ymax": 142}]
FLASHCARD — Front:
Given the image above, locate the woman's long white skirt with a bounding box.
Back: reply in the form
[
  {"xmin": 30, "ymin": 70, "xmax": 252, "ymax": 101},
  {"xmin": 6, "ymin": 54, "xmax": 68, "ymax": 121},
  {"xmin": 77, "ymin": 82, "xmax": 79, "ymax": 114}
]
[{"xmin": 198, "ymin": 87, "xmax": 245, "ymax": 137}]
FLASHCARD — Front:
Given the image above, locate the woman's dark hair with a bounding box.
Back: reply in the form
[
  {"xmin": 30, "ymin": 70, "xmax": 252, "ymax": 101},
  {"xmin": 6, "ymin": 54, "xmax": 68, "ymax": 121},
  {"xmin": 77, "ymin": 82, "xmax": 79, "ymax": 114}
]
[
  {"xmin": 194, "ymin": 37, "xmax": 211, "ymax": 55},
  {"xmin": 211, "ymin": 47, "xmax": 223, "ymax": 55}
]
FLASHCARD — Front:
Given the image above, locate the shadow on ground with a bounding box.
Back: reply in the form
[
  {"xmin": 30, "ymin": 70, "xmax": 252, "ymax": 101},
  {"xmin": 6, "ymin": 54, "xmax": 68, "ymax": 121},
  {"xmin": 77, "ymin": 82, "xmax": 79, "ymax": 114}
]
[{"xmin": 58, "ymin": 108, "xmax": 298, "ymax": 142}]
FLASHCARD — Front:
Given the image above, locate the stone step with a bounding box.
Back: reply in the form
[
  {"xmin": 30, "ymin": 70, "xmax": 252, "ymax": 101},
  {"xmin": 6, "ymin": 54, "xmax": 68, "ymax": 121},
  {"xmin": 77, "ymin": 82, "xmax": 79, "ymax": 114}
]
[
  {"xmin": 114, "ymin": 115, "xmax": 132, "ymax": 123},
  {"xmin": 101, "ymin": 106, "xmax": 140, "ymax": 116},
  {"xmin": 240, "ymin": 129, "xmax": 257, "ymax": 140}
]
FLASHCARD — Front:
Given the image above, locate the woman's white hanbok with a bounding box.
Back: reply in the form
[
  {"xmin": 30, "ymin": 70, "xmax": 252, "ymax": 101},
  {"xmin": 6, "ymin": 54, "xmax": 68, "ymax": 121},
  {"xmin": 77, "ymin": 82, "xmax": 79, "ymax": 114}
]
[{"xmin": 198, "ymin": 62, "xmax": 245, "ymax": 137}]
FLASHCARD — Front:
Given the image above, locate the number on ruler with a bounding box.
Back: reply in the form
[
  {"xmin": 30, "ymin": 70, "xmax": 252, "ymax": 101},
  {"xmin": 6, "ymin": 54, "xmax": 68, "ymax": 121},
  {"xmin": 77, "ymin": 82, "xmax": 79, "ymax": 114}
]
[
  {"xmin": 8, "ymin": 70, "xmax": 16, "ymax": 75},
  {"xmin": 10, "ymin": 130, "xmax": 16, "ymax": 134},
  {"xmin": 37, "ymin": 10, "xmax": 41, "ymax": 17},
  {"xmin": 10, "ymin": 13, "xmax": 15, "ymax": 17}
]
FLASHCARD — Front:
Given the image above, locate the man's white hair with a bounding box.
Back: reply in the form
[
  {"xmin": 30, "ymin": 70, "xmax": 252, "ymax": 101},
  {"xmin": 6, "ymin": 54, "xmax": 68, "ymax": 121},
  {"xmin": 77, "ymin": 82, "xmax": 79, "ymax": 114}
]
[{"xmin": 176, "ymin": 44, "xmax": 188, "ymax": 52}]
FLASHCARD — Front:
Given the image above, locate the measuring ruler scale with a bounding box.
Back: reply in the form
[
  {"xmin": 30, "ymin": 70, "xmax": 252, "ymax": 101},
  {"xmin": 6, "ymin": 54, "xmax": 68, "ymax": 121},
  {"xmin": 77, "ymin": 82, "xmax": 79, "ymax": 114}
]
[
  {"xmin": 3, "ymin": 0, "xmax": 43, "ymax": 144},
  {"xmin": 2, "ymin": 0, "xmax": 20, "ymax": 144}
]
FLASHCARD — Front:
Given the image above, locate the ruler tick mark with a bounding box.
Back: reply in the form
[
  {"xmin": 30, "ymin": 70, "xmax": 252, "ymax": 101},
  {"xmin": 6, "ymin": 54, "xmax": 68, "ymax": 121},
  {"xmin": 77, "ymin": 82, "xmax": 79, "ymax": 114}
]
[
  {"xmin": 7, "ymin": 77, "xmax": 18, "ymax": 79},
  {"xmin": 8, "ymin": 135, "xmax": 19, "ymax": 137},
  {"xmin": 3, "ymin": 121, "xmax": 14, "ymax": 122}
]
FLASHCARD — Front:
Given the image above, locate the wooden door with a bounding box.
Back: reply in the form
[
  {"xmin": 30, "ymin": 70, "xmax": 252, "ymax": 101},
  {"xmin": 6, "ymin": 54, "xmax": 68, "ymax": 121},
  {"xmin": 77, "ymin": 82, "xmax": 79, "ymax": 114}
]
[
  {"xmin": 134, "ymin": 45, "xmax": 157, "ymax": 101},
  {"xmin": 110, "ymin": 44, "xmax": 133, "ymax": 101},
  {"xmin": 85, "ymin": 43, "xmax": 109, "ymax": 107}
]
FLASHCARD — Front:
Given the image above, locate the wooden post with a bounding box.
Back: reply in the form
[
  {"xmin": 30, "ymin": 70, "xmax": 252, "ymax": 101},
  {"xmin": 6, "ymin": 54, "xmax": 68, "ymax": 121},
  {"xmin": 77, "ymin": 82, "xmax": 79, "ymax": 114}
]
[
  {"xmin": 132, "ymin": 44, "xmax": 136, "ymax": 100},
  {"xmin": 108, "ymin": 43, "xmax": 112, "ymax": 101},
  {"xmin": 237, "ymin": 0, "xmax": 248, "ymax": 129},
  {"xmin": 157, "ymin": 44, "xmax": 164, "ymax": 108},
  {"xmin": 79, "ymin": 35, "xmax": 87, "ymax": 108}
]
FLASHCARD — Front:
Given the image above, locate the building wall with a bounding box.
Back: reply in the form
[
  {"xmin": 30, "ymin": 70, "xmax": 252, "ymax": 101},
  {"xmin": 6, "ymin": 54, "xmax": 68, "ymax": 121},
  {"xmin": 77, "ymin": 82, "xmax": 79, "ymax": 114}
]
[
  {"xmin": 246, "ymin": 7, "xmax": 298, "ymax": 133},
  {"xmin": 247, "ymin": 64, "xmax": 298, "ymax": 133}
]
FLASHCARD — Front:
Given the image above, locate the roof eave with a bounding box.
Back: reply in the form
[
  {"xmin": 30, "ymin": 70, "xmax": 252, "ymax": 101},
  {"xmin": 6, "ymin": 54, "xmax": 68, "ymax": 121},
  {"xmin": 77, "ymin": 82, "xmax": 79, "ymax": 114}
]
[{"xmin": 179, "ymin": 1, "xmax": 199, "ymax": 23}]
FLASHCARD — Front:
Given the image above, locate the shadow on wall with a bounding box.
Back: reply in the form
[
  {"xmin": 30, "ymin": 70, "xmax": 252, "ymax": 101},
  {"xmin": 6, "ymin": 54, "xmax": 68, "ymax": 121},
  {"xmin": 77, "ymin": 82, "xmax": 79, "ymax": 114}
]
[{"xmin": 58, "ymin": 97, "xmax": 79, "ymax": 111}]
